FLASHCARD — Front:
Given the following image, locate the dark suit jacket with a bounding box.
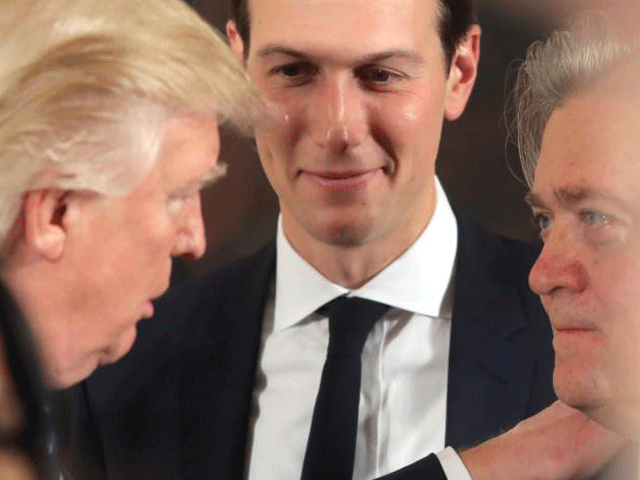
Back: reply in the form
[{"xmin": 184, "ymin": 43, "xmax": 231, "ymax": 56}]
[{"xmin": 65, "ymin": 214, "xmax": 555, "ymax": 480}]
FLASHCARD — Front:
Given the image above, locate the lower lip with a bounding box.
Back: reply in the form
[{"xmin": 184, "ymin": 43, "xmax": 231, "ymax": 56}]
[
  {"xmin": 554, "ymin": 328, "xmax": 599, "ymax": 338},
  {"xmin": 143, "ymin": 301, "xmax": 154, "ymax": 318},
  {"xmin": 553, "ymin": 327, "xmax": 602, "ymax": 346},
  {"xmin": 556, "ymin": 327, "xmax": 595, "ymax": 333},
  {"xmin": 301, "ymin": 170, "xmax": 379, "ymax": 192}
]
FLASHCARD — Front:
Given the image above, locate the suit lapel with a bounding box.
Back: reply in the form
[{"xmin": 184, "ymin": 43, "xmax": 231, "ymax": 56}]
[
  {"xmin": 445, "ymin": 216, "xmax": 537, "ymax": 449},
  {"xmin": 180, "ymin": 242, "xmax": 276, "ymax": 480},
  {"xmin": 81, "ymin": 243, "xmax": 276, "ymax": 480}
]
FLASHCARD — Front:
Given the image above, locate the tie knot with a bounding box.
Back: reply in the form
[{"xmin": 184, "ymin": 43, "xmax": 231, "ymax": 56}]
[{"xmin": 321, "ymin": 296, "xmax": 389, "ymax": 358}]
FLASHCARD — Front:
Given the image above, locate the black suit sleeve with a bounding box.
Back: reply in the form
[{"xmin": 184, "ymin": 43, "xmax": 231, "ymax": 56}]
[{"xmin": 375, "ymin": 453, "xmax": 448, "ymax": 480}]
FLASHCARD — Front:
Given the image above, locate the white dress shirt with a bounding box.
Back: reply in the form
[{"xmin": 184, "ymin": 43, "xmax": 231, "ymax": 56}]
[{"xmin": 245, "ymin": 179, "xmax": 472, "ymax": 480}]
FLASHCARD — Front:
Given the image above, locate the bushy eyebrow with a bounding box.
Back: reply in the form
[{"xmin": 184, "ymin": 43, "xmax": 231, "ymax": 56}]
[
  {"xmin": 255, "ymin": 46, "xmax": 307, "ymax": 59},
  {"xmin": 525, "ymin": 186, "xmax": 628, "ymax": 209},
  {"xmin": 255, "ymin": 45, "xmax": 426, "ymax": 66},
  {"xmin": 170, "ymin": 162, "xmax": 227, "ymax": 197},
  {"xmin": 524, "ymin": 191, "xmax": 546, "ymax": 209},
  {"xmin": 200, "ymin": 162, "xmax": 227, "ymax": 187},
  {"xmin": 359, "ymin": 50, "xmax": 426, "ymax": 66}
]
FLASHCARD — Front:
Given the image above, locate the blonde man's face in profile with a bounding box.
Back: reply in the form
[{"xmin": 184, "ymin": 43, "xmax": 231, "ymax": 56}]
[{"xmin": 34, "ymin": 114, "xmax": 223, "ymax": 388}]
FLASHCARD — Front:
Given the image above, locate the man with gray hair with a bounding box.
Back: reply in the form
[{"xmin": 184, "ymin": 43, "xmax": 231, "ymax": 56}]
[
  {"xmin": 0, "ymin": 0, "xmax": 259, "ymax": 476},
  {"xmin": 513, "ymin": 9, "xmax": 640, "ymax": 446}
]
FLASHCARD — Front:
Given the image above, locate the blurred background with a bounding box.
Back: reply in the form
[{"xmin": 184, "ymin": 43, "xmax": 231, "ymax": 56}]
[{"xmin": 173, "ymin": 0, "xmax": 581, "ymax": 282}]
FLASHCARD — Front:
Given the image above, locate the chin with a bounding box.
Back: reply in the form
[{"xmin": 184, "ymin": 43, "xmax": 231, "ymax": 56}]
[
  {"xmin": 313, "ymin": 216, "xmax": 379, "ymax": 247},
  {"xmin": 101, "ymin": 327, "xmax": 138, "ymax": 365},
  {"xmin": 47, "ymin": 357, "xmax": 101, "ymax": 389},
  {"xmin": 553, "ymin": 363, "xmax": 611, "ymax": 414},
  {"xmin": 322, "ymin": 229, "xmax": 369, "ymax": 247}
]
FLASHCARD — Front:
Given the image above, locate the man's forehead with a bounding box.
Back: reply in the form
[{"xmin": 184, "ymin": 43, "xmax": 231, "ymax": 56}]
[
  {"xmin": 525, "ymin": 185, "xmax": 635, "ymax": 216},
  {"xmin": 247, "ymin": 0, "xmax": 441, "ymax": 47},
  {"xmin": 540, "ymin": 88, "xmax": 640, "ymax": 176}
]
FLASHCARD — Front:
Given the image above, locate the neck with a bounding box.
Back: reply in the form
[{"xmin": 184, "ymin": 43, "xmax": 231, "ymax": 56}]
[{"xmin": 1, "ymin": 254, "xmax": 73, "ymax": 389}]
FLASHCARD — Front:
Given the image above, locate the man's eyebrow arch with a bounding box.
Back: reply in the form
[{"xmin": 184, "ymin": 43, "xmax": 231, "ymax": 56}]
[
  {"xmin": 524, "ymin": 188, "xmax": 589, "ymax": 208},
  {"xmin": 171, "ymin": 163, "xmax": 227, "ymax": 195},
  {"xmin": 524, "ymin": 187, "xmax": 627, "ymax": 209},
  {"xmin": 524, "ymin": 191, "xmax": 546, "ymax": 208},
  {"xmin": 255, "ymin": 45, "xmax": 308, "ymax": 59},
  {"xmin": 255, "ymin": 45, "xmax": 425, "ymax": 65},
  {"xmin": 358, "ymin": 49, "xmax": 426, "ymax": 64},
  {"xmin": 199, "ymin": 162, "xmax": 228, "ymax": 187}
]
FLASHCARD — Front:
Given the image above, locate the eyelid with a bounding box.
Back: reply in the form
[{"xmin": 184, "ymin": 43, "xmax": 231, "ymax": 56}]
[
  {"xmin": 359, "ymin": 64, "xmax": 400, "ymax": 74},
  {"xmin": 531, "ymin": 210, "xmax": 552, "ymax": 231},
  {"xmin": 356, "ymin": 65, "xmax": 404, "ymax": 82},
  {"xmin": 579, "ymin": 209, "xmax": 613, "ymax": 227},
  {"xmin": 270, "ymin": 61, "xmax": 317, "ymax": 77}
]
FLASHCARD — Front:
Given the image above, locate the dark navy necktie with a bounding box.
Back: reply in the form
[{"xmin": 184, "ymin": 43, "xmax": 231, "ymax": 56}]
[
  {"xmin": 301, "ymin": 296, "xmax": 390, "ymax": 480},
  {"xmin": 43, "ymin": 400, "xmax": 69, "ymax": 480}
]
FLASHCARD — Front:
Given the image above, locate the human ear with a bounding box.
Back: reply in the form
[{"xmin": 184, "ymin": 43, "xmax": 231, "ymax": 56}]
[
  {"xmin": 22, "ymin": 189, "xmax": 70, "ymax": 261},
  {"xmin": 443, "ymin": 24, "xmax": 481, "ymax": 121},
  {"xmin": 226, "ymin": 20, "xmax": 246, "ymax": 66}
]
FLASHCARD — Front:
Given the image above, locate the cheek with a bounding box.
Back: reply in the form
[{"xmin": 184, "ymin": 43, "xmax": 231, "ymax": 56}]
[
  {"xmin": 128, "ymin": 214, "xmax": 175, "ymax": 269},
  {"xmin": 585, "ymin": 254, "xmax": 640, "ymax": 383},
  {"xmin": 601, "ymin": 257, "xmax": 640, "ymax": 339},
  {"xmin": 254, "ymin": 133, "xmax": 287, "ymax": 193},
  {"xmin": 373, "ymin": 95, "xmax": 443, "ymax": 164},
  {"xmin": 255, "ymin": 101, "xmax": 307, "ymax": 182},
  {"xmin": 591, "ymin": 252, "xmax": 640, "ymax": 315},
  {"xmin": 254, "ymin": 80, "xmax": 305, "ymax": 145}
]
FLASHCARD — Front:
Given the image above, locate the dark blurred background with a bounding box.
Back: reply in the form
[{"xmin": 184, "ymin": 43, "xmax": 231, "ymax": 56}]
[{"xmin": 174, "ymin": 0, "xmax": 579, "ymax": 282}]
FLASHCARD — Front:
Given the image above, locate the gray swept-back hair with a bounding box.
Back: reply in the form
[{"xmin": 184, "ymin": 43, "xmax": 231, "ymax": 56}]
[
  {"xmin": 511, "ymin": 10, "xmax": 636, "ymax": 186},
  {"xmin": 0, "ymin": 0, "xmax": 262, "ymax": 248}
]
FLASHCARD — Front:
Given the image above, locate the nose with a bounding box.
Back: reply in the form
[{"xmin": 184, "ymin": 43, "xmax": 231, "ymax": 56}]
[
  {"xmin": 172, "ymin": 194, "xmax": 206, "ymax": 259},
  {"xmin": 529, "ymin": 239, "xmax": 587, "ymax": 297},
  {"xmin": 310, "ymin": 76, "xmax": 366, "ymax": 153}
]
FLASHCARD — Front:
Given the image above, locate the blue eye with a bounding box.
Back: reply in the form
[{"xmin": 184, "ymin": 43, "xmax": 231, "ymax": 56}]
[
  {"xmin": 532, "ymin": 213, "xmax": 552, "ymax": 232},
  {"xmin": 581, "ymin": 210, "xmax": 609, "ymax": 227}
]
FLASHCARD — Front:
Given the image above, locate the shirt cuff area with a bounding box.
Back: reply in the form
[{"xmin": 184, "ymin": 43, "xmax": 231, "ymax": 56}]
[{"xmin": 435, "ymin": 446, "xmax": 473, "ymax": 480}]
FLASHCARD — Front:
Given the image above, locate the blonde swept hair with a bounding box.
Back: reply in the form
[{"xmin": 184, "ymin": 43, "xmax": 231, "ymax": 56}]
[
  {"xmin": 0, "ymin": 0, "xmax": 261, "ymax": 247},
  {"xmin": 511, "ymin": 10, "xmax": 636, "ymax": 186}
]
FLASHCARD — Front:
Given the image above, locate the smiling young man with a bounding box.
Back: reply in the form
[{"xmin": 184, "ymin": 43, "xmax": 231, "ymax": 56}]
[{"xmin": 69, "ymin": 0, "xmax": 620, "ymax": 479}]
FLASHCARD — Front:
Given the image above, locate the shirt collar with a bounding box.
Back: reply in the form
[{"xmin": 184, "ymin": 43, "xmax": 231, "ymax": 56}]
[{"xmin": 274, "ymin": 178, "xmax": 458, "ymax": 331}]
